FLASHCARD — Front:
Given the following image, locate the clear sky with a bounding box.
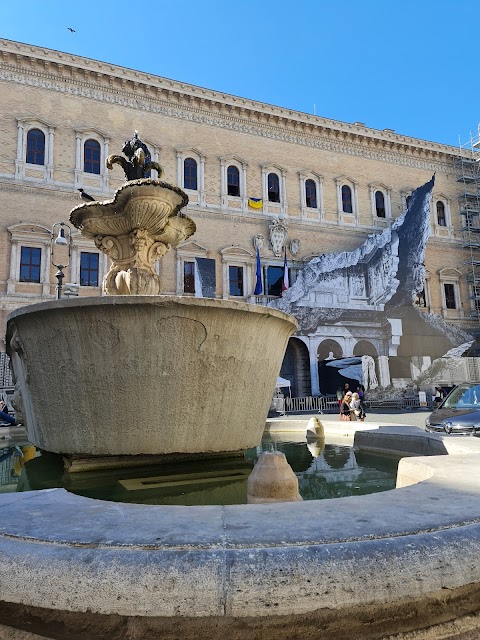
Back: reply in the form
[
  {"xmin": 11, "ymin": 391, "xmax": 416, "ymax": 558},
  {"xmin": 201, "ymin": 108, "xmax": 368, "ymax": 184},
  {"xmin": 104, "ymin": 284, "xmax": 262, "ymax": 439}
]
[{"xmin": 2, "ymin": 0, "xmax": 479, "ymax": 147}]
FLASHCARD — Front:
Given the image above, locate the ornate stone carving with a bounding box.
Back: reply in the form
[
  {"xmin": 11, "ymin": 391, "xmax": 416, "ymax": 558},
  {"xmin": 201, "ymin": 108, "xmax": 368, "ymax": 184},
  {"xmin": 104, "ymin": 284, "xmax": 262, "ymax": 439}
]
[
  {"xmin": 70, "ymin": 175, "xmax": 195, "ymax": 295},
  {"xmin": 289, "ymin": 239, "xmax": 300, "ymax": 256},
  {"xmin": 0, "ymin": 65, "xmax": 452, "ymax": 175},
  {"xmin": 254, "ymin": 235, "xmax": 264, "ymax": 251},
  {"xmin": 362, "ymin": 355, "xmax": 379, "ymax": 390},
  {"xmin": 269, "ymin": 219, "xmax": 288, "ymax": 257}
]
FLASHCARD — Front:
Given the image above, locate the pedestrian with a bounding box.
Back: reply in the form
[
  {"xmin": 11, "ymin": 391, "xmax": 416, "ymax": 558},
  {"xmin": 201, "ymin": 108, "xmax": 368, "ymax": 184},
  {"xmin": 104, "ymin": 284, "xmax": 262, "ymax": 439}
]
[
  {"xmin": 341, "ymin": 391, "xmax": 353, "ymax": 420},
  {"xmin": 433, "ymin": 387, "xmax": 444, "ymax": 407},
  {"xmin": 357, "ymin": 385, "xmax": 367, "ymax": 418},
  {"xmin": 0, "ymin": 400, "xmax": 16, "ymax": 426},
  {"xmin": 336, "ymin": 387, "xmax": 343, "ymax": 420},
  {"xmin": 350, "ymin": 392, "xmax": 366, "ymax": 421}
]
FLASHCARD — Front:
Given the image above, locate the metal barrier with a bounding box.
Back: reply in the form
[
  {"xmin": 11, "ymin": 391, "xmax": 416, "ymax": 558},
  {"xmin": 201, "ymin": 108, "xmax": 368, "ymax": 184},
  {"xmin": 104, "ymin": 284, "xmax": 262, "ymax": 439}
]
[
  {"xmin": 0, "ymin": 353, "xmax": 13, "ymax": 388},
  {"xmin": 283, "ymin": 393, "xmax": 434, "ymax": 414},
  {"xmin": 284, "ymin": 395, "xmax": 338, "ymax": 413}
]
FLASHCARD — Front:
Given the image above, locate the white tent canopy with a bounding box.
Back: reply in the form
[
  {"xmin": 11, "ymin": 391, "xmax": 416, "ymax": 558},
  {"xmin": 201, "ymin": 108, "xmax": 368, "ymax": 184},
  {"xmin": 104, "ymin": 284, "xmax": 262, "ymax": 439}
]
[{"xmin": 276, "ymin": 377, "xmax": 291, "ymax": 388}]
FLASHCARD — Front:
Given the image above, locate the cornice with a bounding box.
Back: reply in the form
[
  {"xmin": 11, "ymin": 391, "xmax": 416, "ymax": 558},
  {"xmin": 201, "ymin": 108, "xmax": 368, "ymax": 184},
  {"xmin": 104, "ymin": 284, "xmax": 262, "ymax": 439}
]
[
  {"xmin": 0, "ymin": 39, "xmax": 463, "ymax": 171},
  {"xmin": 0, "ymin": 178, "xmax": 85, "ymax": 202}
]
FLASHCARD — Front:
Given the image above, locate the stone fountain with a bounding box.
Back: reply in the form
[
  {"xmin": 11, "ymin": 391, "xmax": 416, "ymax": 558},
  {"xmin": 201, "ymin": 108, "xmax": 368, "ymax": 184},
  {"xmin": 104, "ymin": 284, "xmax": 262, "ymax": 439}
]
[
  {"xmin": 6, "ymin": 132, "xmax": 297, "ymax": 459},
  {"xmin": 4, "ymin": 137, "xmax": 480, "ymax": 640}
]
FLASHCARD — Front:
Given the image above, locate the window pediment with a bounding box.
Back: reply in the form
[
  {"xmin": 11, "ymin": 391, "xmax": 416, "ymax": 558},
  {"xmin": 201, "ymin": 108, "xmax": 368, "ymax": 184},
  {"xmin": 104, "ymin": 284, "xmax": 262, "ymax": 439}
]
[
  {"xmin": 220, "ymin": 154, "xmax": 247, "ymax": 167},
  {"xmin": 75, "ymin": 126, "xmax": 109, "ymax": 139},
  {"xmin": 176, "ymin": 147, "xmax": 204, "ymax": 159},
  {"xmin": 220, "ymin": 246, "xmax": 253, "ymax": 259},
  {"xmin": 17, "ymin": 116, "xmax": 54, "ymax": 129},
  {"xmin": 176, "ymin": 241, "xmax": 208, "ymax": 256},
  {"xmin": 263, "ymin": 163, "xmax": 286, "ymax": 175},
  {"xmin": 369, "ymin": 182, "xmax": 391, "ymax": 192},
  {"xmin": 335, "ymin": 175, "xmax": 356, "ymax": 186},
  {"xmin": 8, "ymin": 223, "xmax": 51, "ymax": 241},
  {"xmin": 438, "ymin": 268, "xmax": 461, "ymax": 278}
]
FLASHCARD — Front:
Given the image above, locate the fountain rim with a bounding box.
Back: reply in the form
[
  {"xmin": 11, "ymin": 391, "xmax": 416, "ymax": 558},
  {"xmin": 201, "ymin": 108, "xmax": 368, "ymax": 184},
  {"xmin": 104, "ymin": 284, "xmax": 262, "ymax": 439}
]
[
  {"xmin": 5, "ymin": 295, "xmax": 298, "ymax": 328},
  {"xmin": 1, "ymin": 428, "xmax": 480, "ymax": 625},
  {"xmin": 69, "ymin": 178, "xmax": 190, "ymax": 229}
]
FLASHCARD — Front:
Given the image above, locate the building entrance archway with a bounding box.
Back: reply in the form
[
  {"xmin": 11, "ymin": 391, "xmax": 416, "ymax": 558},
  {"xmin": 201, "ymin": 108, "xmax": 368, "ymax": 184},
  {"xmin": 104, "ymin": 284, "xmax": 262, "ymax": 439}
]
[{"xmin": 279, "ymin": 337, "xmax": 311, "ymax": 397}]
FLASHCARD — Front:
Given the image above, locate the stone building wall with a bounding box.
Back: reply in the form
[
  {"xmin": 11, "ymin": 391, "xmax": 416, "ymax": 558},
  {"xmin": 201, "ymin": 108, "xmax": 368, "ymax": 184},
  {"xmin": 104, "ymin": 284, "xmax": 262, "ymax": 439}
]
[{"xmin": 0, "ymin": 39, "xmax": 476, "ymax": 372}]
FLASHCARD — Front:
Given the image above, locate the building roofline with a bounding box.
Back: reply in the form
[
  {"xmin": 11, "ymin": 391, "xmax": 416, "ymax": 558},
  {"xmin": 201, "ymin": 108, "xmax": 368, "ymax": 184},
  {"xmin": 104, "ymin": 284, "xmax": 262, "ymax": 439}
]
[{"xmin": 0, "ymin": 38, "xmax": 464, "ymax": 159}]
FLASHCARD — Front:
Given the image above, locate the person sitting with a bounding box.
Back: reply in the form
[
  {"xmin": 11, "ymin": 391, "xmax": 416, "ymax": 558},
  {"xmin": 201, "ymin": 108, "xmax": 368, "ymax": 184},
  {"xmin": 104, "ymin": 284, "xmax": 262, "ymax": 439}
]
[
  {"xmin": 0, "ymin": 400, "xmax": 16, "ymax": 426},
  {"xmin": 350, "ymin": 392, "xmax": 366, "ymax": 421}
]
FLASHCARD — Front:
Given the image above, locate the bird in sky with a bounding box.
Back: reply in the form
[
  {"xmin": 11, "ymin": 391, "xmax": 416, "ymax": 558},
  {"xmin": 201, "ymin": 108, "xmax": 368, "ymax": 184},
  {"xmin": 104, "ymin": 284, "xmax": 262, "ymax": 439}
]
[
  {"xmin": 78, "ymin": 188, "xmax": 95, "ymax": 202},
  {"xmin": 67, "ymin": 27, "xmax": 76, "ymax": 33}
]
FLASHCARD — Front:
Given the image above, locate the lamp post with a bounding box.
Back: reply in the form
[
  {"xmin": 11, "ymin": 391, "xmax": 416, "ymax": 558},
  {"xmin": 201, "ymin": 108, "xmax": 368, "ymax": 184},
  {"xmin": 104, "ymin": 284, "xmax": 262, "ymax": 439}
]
[{"xmin": 51, "ymin": 222, "xmax": 72, "ymax": 300}]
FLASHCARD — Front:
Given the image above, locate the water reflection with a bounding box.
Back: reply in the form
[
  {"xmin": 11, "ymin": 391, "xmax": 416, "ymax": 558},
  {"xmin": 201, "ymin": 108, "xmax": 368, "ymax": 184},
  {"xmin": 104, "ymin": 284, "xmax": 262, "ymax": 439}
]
[{"xmin": 0, "ymin": 434, "xmax": 400, "ymax": 505}]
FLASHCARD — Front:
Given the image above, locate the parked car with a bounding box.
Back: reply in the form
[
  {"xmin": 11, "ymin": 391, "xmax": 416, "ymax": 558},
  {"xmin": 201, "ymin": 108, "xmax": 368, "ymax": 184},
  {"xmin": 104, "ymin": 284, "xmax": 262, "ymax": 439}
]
[{"xmin": 425, "ymin": 383, "xmax": 480, "ymax": 436}]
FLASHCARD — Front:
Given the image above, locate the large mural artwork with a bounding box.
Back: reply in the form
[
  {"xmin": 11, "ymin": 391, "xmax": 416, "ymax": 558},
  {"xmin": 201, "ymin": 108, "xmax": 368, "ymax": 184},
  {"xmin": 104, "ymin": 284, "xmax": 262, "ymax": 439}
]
[{"xmin": 270, "ymin": 177, "xmax": 474, "ymax": 394}]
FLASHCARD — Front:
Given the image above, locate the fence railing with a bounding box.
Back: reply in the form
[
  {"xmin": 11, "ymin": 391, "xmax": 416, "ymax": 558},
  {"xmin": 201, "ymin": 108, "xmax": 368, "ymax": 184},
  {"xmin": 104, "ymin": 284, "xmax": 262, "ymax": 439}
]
[
  {"xmin": 285, "ymin": 395, "xmax": 338, "ymax": 413},
  {"xmin": 283, "ymin": 393, "xmax": 434, "ymax": 414},
  {"xmin": 0, "ymin": 353, "xmax": 13, "ymax": 388}
]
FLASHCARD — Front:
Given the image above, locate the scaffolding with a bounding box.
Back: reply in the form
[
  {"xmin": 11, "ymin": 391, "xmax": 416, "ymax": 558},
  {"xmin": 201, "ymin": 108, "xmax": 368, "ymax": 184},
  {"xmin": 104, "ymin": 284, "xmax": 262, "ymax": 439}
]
[{"xmin": 456, "ymin": 125, "xmax": 480, "ymax": 333}]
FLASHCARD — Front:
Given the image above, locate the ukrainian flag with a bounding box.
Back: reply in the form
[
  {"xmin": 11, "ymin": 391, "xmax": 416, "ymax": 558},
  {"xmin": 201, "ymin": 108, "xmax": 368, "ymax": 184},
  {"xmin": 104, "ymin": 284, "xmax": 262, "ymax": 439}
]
[{"xmin": 248, "ymin": 197, "xmax": 263, "ymax": 209}]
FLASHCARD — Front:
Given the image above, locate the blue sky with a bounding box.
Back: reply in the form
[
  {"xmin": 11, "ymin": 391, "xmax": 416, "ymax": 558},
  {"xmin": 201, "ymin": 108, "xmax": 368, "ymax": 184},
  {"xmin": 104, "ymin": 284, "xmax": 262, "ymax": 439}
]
[{"xmin": 2, "ymin": 0, "xmax": 479, "ymax": 147}]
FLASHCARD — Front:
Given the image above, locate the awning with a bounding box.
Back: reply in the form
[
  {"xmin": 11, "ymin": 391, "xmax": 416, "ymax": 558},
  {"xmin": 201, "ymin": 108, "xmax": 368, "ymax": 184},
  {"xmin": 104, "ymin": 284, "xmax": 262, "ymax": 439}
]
[{"xmin": 276, "ymin": 376, "xmax": 291, "ymax": 388}]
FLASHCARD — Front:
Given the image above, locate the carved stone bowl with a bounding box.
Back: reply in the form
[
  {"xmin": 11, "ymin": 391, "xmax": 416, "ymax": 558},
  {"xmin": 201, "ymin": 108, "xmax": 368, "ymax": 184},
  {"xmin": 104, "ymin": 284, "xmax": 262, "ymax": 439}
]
[{"xmin": 70, "ymin": 179, "xmax": 192, "ymax": 239}]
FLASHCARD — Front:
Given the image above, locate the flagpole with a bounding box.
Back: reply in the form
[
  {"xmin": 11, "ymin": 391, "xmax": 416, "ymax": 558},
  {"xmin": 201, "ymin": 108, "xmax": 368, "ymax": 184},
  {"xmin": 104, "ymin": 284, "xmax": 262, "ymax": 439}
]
[
  {"xmin": 254, "ymin": 246, "xmax": 263, "ymax": 296},
  {"xmin": 282, "ymin": 246, "xmax": 289, "ymax": 295}
]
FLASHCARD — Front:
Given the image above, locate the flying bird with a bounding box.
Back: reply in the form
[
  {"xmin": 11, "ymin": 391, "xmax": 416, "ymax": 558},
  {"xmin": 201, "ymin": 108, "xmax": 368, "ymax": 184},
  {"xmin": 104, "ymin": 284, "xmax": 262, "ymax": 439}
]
[
  {"xmin": 78, "ymin": 188, "xmax": 95, "ymax": 202},
  {"xmin": 67, "ymin": 27, "xmax": 76, "ymax": 33}
]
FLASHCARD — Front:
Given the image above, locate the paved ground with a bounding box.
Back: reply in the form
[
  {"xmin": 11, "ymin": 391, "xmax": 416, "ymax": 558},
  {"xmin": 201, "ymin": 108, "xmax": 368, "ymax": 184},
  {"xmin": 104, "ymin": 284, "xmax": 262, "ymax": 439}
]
[{"xmin": 280, "ymin": 408, "xmax": 431, "ymax": 430}]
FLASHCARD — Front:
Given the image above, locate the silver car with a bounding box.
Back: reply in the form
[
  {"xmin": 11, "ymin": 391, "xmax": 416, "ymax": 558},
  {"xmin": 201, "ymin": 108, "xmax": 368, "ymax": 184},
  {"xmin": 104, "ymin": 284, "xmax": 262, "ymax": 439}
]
[{"xmin": 425, "ymin": 383, "xmax": 480, "ymax": 436}]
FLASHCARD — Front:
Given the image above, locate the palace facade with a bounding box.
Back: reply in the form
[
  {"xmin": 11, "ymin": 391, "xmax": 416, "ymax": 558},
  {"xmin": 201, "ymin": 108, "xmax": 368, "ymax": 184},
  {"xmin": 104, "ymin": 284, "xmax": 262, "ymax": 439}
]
[{"xmin": 0, "ymin": 39, "xmax": 478, "ymax": 394}]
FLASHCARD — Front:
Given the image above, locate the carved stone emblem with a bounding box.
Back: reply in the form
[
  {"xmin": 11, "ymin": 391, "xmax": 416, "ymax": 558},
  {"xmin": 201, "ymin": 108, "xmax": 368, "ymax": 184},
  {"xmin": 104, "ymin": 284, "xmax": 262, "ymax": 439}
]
[
  {"xmin": 254, "ymin": 235, "xmax": 264, "ymax": 251},
  {"xmin": 269, "ymin": 219, "xmax": 288, "ymax": 257},
  {"xmin": 289, "ymin": 239, "xmax": 300, "ymax": 256}
]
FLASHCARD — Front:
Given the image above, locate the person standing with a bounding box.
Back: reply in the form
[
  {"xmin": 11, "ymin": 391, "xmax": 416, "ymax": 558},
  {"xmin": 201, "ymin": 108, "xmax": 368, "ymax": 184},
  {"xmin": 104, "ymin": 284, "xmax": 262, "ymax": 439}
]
[
  {"xmin": 336, "ymin": 387, "xmax": 343, "ymax": 419},
  {"xmin": 433, "ymin": 387, "xmax": 444, "ymax": 407},
  {"xmin": 341, "ymin": 391, "xmax": 353, "ymax": 420}
]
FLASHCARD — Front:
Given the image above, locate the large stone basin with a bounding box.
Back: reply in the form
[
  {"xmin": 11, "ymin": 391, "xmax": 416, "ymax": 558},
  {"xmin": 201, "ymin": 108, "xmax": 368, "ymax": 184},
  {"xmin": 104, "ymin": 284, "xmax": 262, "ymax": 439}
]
[{"xmin": 6, "ymin": 296, "xmax": 297, "ymax": 456}]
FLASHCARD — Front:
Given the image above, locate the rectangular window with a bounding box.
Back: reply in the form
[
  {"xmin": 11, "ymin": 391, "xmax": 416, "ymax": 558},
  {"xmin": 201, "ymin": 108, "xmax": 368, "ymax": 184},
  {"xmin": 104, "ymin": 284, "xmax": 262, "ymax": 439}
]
[
  {"xmin": 229, "ymin": 266, "xmax": 244, "ymax": 296},
  {"xmin": 19, "ymin": 246, "xmax": 41, "ymax": 283},
  {"xmin": 80, "ymin": 252, "xmax": 99, "ymax": 287},
  {"xmin": 184, "ymin": 261, "xmax": 195, "ymax": 294},
  {"xmin": 474, "ymin": 286, "xmax": 480, "ymax": 312},
  {"xmin": 444, "ymin": 283, "xmax": 456, "ymax": 309},
  {"xmin": 265, "ymin": 265, "xmax": 284, "ymax": 297}
]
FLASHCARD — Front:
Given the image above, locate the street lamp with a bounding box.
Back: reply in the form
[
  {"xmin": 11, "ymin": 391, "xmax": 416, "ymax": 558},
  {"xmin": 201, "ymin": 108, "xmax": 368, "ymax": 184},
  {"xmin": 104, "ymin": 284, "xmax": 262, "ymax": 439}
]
[{"xmin": 51, "ymin": 222, "xmax": 72, "ymax": 300}]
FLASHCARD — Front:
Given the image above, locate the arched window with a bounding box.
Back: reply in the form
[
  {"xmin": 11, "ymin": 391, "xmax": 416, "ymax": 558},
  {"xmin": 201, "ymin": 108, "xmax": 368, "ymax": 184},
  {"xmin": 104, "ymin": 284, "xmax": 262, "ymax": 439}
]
[
  {"xmin": 375, "ymin": 191, "xmax": 386, "ymax": 217},
  {"xmin": 437, "ymin": 201, "xmax": 446, "ymax": 226},
  {"xmin": 268, "ymin": 173, "xmax": 280, "ymax": 203},
  {"xmin": 341, "ymin": 185, "xmax": 352, "ymax": 213},
  {"xmin": 305, "ymin": 179, "xmax": 317, "ymax": 208},
  {"xmin": 227, "ymin": 165, "xmax": 240, "ymax": 197},
  {"xmin": 184, "ymin": 158, "xmax": 198, "ymax": 190},
  {"xmin": 26, "ymin": 129, "xmax": 45, "ymax": 165},
  {"xmin": 84, "ymin": 139, "xmax": 101, "ymax": 175}
]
